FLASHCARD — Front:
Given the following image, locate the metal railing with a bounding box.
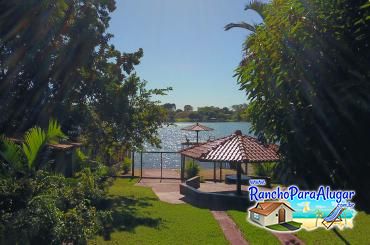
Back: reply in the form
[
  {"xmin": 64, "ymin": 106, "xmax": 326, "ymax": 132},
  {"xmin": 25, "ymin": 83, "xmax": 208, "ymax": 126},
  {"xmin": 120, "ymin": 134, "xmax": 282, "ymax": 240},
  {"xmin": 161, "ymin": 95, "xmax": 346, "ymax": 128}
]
[{"xmin": 131, "ymin": 151, "xmax": 181, "ymax": 181}]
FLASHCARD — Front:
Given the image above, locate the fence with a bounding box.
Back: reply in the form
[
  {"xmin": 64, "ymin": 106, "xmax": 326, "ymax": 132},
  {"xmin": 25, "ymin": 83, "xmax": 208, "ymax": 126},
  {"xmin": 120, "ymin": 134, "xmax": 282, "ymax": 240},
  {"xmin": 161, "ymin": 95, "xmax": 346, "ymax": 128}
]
[{"xmin": 131, "ymin": 151, "xmax": 184, "ymax": 181}]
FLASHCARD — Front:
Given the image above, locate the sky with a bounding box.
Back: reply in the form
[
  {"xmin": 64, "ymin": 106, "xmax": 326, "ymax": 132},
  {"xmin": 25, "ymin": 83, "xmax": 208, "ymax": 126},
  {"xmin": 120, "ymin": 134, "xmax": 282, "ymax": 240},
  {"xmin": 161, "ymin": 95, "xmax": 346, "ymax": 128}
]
[{"xmin": 108, "ymin": 0, "xmax": 262, "ymax": 109}]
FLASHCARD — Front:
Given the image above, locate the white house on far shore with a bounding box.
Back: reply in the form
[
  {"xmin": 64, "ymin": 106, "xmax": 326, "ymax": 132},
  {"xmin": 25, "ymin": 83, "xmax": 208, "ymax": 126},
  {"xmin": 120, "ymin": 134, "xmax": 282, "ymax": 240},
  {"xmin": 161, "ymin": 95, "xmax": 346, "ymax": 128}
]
[{"xmin": 249, "ymin": 201, "xmax": 294, "ymax": 226}]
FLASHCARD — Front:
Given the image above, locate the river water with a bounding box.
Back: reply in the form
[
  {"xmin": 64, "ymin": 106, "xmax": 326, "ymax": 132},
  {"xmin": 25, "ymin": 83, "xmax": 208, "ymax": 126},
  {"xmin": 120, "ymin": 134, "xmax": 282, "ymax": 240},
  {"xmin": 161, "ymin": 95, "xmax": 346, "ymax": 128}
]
[{"xmin": 135, "ymin": 122, "xmax": 251, "ymax": 168}]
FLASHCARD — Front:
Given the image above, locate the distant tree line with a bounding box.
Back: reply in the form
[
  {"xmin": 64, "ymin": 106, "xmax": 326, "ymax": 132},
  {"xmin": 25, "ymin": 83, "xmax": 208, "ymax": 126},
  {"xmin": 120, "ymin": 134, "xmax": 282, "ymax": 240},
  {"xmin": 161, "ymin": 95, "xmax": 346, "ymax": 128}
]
[{"xmin": 162, "ymin": 103, "xmax": 249, "ymax": 122}]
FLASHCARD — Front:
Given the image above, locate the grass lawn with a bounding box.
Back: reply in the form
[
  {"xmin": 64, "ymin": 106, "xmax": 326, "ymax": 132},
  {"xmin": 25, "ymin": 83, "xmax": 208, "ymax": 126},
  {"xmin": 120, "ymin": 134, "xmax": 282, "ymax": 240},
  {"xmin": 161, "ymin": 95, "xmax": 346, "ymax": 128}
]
[
  {"xmin": 296, "ymin": 212, "xmax": 370, "ymax": 244},
  {"xmin": 90, "ymin": 178, "xmax": 227, "ymax": 245},
  {"xmin": 227, "ymin": 210, "xmax": 280, "ymax": 245}
]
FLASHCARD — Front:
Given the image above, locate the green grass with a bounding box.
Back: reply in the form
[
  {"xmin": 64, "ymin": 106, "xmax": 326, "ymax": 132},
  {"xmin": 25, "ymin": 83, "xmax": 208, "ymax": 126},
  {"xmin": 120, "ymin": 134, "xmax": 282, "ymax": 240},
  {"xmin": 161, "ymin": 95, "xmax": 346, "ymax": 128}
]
[
  {"xmin": 227, "ymin": 210, "xmax": 280, "ymax": 245},
  {"xmin": 90, "ymin": 178, "xmax": 227, "ymax": 244},
  {"xmin": 296, "ymin": 212, "xmax": 370, "ymax": 245}
]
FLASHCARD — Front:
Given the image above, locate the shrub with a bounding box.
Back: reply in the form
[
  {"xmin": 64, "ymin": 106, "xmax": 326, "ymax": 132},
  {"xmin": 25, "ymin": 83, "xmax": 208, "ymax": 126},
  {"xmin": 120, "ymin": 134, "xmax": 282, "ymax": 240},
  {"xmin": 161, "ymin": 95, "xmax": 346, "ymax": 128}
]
[
  {"xmin": 254, "ymin": 162, "xmax": 277, "ymax": 179},
  {"xmin": 185, "ymin": 160, "xmax": 200, "ymax": 179},
  {"xmin": 121, "ymin": 158, "xmax": 131, "ymax": 174}
]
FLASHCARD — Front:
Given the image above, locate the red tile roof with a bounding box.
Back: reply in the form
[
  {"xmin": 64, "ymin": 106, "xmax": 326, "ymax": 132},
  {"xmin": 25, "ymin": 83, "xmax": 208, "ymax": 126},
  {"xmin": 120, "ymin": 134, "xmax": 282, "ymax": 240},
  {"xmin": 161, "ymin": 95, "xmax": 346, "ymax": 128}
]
[
  {"xmin": 180, "ymin": 130, "xmax": 279, "ymax": 163},
  {"xmin": 181, "ymin": 123, "xmax": 214, "ymax": 132},
  {"xmin": 250, "ymin": 202, "xmax": 294, "ymax": 216}
]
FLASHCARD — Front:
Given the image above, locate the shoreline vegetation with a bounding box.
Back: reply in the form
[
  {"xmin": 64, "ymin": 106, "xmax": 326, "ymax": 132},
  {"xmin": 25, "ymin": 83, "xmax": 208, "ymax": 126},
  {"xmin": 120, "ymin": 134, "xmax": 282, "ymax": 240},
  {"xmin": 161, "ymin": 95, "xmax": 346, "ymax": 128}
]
[{"xmin": 162, "ymin": 103, "xmax": 249, "ymax": 123}]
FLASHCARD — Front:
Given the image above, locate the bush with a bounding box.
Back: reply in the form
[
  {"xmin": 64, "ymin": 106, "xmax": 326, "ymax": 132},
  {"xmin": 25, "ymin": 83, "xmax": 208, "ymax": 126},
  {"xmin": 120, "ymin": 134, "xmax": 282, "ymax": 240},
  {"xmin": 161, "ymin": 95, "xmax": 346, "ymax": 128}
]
[
  {"xmin": 121, "ymin": 158, "xmax": 131, "ymax": 174},
  {"xmin": 254, "ymin": 162, "xmax": 277, "ymax": 179},
  {"xmin": 185, "ymin": 160, "xmax": 200, "ymax": 179}
]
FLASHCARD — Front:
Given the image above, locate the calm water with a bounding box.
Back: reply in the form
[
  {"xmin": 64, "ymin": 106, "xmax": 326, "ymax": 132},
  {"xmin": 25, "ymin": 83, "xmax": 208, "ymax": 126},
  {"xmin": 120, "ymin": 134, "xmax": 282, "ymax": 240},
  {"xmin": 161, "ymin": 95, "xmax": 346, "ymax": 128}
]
[{"xmin": 135, "ymin": 122, "xmax": 251, "ymax": 168}]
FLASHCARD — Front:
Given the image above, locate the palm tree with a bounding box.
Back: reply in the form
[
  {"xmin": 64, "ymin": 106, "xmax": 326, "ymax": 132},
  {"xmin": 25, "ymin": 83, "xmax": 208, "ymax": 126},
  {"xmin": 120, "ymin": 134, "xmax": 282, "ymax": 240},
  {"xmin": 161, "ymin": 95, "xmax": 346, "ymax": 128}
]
[
  {"xmin": 224, "ymin": 1, "xmax": 267, "ymax": 67},
  {"xmin": 315, "ymin": 209, "xmax": 324, "ymax": 227},
  {"xmin": 224, "ymin": 0, "xmax": 266, "ymax": 32},
  {"xmin": 0, "ymin": 119, "xmax": 66, "ymax": 171}
]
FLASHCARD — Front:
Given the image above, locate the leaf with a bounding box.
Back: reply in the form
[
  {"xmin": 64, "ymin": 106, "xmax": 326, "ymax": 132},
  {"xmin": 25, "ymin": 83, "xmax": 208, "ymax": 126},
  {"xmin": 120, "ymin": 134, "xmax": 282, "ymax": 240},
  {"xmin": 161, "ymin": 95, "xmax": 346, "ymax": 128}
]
[
  {"xmin": 245, "ymin": 0, "xmax": 266, "ymax": 19},
  {"xmin": 47, "ymin": 119, "xmax": 66, "ymax": 143},
  {"xmin": 224, "ymin": 22, "xmax": 257, "ymax": 32},
  {"xmin": 0, "ymin": 136, "xmax": 22, "ymax": 169},
  {"xmin": 22, "ymin": 127, "xmax": 47, "ymax": 169}
]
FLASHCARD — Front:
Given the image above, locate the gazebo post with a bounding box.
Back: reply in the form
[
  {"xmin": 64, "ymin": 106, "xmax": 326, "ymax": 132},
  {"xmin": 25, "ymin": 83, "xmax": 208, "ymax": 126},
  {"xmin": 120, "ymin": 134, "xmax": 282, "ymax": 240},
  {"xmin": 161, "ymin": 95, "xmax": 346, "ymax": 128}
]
[
  {"xmin": 236, "ymin": 162, "xmax": 242, "ymax": 195},
  {"xmin": 213, "ymin": 162, "xmax": 216, "ymax": 182},
  {"xmin": 219, "ymin": 162, "xmax": 222, "ymax": 182},
  {"xmin": 196, "ymin": 131, "xmax": 199, "ymax": 144}
]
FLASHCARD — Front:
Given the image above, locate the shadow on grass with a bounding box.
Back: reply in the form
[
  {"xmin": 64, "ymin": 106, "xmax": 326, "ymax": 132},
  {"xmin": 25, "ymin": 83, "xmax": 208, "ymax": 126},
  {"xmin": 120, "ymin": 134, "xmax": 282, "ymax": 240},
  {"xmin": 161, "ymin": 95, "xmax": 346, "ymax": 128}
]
[
  {"xmin": 332, "ymin": 228, "xmax": 350, "ymax": 245},
  {"xmin": 100, "ymin": 195, "xmax": 162, "ymax": 241}
]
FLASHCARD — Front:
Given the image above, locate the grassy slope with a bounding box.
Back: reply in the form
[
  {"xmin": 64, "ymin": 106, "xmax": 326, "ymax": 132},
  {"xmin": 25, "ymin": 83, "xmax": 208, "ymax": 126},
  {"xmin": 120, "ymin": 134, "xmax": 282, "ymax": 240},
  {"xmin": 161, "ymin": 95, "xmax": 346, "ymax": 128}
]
[
  {"xmin": 90, "ymin": 178, "xmax": 227, "ymax": 245},
  {"xmin": 227, "ymin": 210, "xmax": 280, "ymax": 245},
  {"xmin": 296, "ymin": 212, "xmax": 370, "ymax": 245}
]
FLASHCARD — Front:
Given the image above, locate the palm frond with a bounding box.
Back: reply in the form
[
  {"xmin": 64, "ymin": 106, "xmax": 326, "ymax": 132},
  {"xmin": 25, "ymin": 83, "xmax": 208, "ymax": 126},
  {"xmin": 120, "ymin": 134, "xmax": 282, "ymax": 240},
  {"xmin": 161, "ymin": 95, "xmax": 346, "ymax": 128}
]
[
  {"xmin": 224, "ymin": 22, "xmax": 256, "ymax": 32},
  {"xmin": 47, "ymin": 119, "xmax": 66, "ymax": 143},
  {"xmin": 0, "ymin": 136, "xmax": 22, "ymax": 168},
  {"xmin": 22, "ymin": 127, "xmax": 47, "ymax": 169},
  {"xmin": 245, "ymin": 0, "xmax": 266, "ymax": 19}
]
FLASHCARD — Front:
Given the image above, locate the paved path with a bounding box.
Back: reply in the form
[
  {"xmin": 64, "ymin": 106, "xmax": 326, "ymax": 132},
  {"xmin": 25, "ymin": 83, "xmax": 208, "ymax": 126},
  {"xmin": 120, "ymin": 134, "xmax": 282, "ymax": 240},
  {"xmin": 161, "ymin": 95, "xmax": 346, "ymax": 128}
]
[
  {"xmin": 272, "ymin": 232, "xmax": 305, "ymax": 245},
  {"xmin": 211, "ymin": 211, "xmax": 248, "ymax": 245},
  {"xmin": 134, "ymin": 169, "xmax": 185, "ymax": 204},
  {"xmin": 280, "ymin": 222, "xmax": 300, "ymax": 231}
]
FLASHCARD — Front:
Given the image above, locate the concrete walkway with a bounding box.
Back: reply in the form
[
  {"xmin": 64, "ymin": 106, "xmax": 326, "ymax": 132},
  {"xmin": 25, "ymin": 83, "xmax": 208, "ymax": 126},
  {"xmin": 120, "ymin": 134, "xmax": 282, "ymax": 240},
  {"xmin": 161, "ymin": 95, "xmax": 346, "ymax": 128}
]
[
  {"xmin": 272, "ymin": 232, "xmax": 305, "ymax": 245},
  {"xmin": 136, "ymin": 178, "xmax": 185, "ymax": 204},
  {"xmin": 211, "ymin": 211, "xmax": 249, "ymax": 245},
  {"xmin": 134, "ymin": 169, "xmax": 185, "ymax": 204}
]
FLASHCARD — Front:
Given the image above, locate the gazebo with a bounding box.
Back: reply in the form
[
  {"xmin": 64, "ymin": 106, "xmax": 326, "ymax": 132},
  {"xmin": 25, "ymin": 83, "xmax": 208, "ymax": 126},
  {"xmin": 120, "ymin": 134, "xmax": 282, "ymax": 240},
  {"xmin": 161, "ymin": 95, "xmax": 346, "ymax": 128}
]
[
  {"xmin": 181, "ymin": 122, "xmax": 214, "ymax": 144},
  {"xmin": 179, "ymin": 130, "xmax": 279, "ymax": 195}
]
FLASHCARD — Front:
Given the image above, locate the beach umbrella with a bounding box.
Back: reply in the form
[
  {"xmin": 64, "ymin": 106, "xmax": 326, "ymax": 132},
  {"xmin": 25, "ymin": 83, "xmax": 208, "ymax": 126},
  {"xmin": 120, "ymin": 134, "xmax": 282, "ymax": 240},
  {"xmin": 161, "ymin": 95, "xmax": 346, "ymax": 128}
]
[
  {"xmin": 181, "ymin": 122, "xmax": 214, "ymax": 143},
  {"xmin": 180, "ymin": 130, "xmax": 279, "ymax": 195}
]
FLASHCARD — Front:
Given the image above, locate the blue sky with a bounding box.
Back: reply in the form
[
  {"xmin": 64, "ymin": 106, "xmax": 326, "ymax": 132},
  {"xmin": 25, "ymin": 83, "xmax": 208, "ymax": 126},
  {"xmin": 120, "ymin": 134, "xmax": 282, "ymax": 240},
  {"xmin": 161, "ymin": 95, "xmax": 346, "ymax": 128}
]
[{"xmin": 108, "ymin": 0, "xmax": 262, "ymax": 109}]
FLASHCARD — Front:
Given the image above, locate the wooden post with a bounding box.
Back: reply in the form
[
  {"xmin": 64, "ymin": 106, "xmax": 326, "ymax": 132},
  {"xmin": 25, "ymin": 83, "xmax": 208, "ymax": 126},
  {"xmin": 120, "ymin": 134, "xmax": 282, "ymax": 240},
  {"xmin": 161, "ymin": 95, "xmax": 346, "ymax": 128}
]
[
  {"xmin": 220, "ymin": 162, "xmax": 222, "ymax": 182},
  {"xmin": 213, "ymin": 162, "xmax": 216, "ymax": 182},
  {"xmin": 236, "ymin": 163, "xmax": 242, "ymax": 195},
  {"xmin": 196, "ymin": 131, "xmax": 199, "ymax": 144},
  {"xmin": 160, "ymin": 152, "xmax": 163, "ymax": 182},
  {"xmin": 140, "ymin": 152, "xmax": 143, "ymax": 178},
  {"xmin": 245, "ymin": 162, "xmax": 248, "ymax": 176},
  {"xmin": 131, "ymin": 151, "xmax": 135, "ymax": 177}
]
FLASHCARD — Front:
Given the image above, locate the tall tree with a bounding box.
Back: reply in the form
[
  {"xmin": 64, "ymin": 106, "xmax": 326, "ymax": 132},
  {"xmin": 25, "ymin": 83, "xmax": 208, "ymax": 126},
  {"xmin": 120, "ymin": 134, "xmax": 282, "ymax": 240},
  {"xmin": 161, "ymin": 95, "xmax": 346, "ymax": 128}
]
[
  {"xmin": 0, "ymin": 0, "xmax": 169, "ymax": 156},
  {"xmin": 184, "ymin": 105, "xmax": 193, "ymax": 112},
  {"xmin": 235, "ymin": 0, "xmax": 370, "ymax": 210}
]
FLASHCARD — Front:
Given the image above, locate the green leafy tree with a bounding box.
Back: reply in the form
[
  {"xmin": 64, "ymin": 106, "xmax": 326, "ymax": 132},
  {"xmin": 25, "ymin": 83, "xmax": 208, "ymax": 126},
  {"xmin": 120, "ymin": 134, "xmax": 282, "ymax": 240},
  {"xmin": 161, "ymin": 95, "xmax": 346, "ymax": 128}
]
[
  {"xmin": 184, "ymin": 105, "xmax": 193, "ymax": 112},
  {"xmin": 0, "ymin": 0, "xmax": 169, "ymax": 160},
  {"xmin": 234, "ymin": 0, "xmax": 370, "ymax": 210}
]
